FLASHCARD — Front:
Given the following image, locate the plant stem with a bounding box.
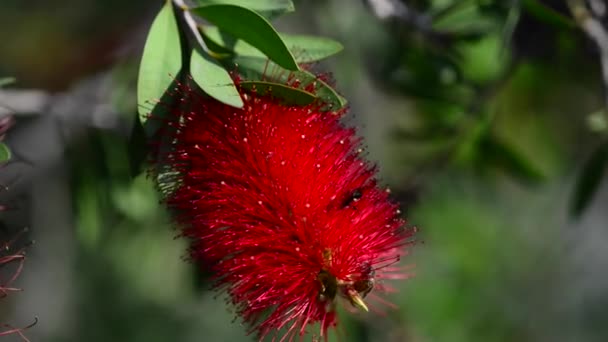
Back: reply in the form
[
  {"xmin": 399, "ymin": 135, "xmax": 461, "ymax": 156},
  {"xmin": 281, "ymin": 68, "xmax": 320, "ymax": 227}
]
[{"xmin": 567, "ymin": 0, "xmax": 608, "ymax": 123}]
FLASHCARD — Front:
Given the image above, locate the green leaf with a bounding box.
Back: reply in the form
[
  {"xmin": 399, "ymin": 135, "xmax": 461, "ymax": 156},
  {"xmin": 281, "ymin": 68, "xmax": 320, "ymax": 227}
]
[
  {"xmin": 137, "ymin": 1, "xmax": 182, "ymax": 124},
  {"xmin": 191, "ymin": 49, "xmax": 244, "ymax": 108},
  {"xmin": 235, "ymin": 57, "xmax": 346, "ymax": 109},
  {"xmin": 304, "ymin": 70, "xmax": 347, "ymax": 109},
  {"xmin": 432, "ymin": 1, "xmax": 498, "ymax": 34},
  {"xmin": 202, "ymin": 26, "xmax": 343, "ymax": 63},
  {"xmin": 481, "ymin": 135, "xmax": 545, "ymax": 184},
  {"xmin": 192, "ymin": 4, "xmax": 299, "ymax": 71},
  {"xmin": 0, "ymin": 77, "xmax": 16, "ymax": 87},
  {"xmin": 571, "ymin": 142, "xmax": 608, "ymax": 218},
  {"xmin": 240, "ymin": 81, "xmax": 316, "ymax": 106},
  {"xmin": 0, "ymin": 143, "xmax": 11, "ymax": 163},
  {"xmin": 501, "ymin": 3, "xmax": 521, "ymax": 52},
  {"xmin": 457, "ymin": 33, "xmax": 508, "ymax": 84},
  {"xmin": 192, "ymin": 0, "xmax": 294, "ymax": 19},
  {"xmin": 522, "ymin": 0, "xmax": 575, "ymax": 30}
]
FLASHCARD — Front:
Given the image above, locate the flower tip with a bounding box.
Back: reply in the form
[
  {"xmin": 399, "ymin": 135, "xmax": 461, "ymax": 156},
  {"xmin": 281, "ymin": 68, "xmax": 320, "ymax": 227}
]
[{"xmin": 348, "ymin": 290, "xmax": 369, "ymax": 312}]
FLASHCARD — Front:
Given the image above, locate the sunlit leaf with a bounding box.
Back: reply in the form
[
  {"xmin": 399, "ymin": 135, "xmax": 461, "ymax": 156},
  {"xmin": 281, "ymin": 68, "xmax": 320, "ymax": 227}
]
[
  {"xmin": 191, "ymin": 49, "xmax": 244, "ymax": 108},
  {"xmin": 571, "ymin": 141, "xmax": 608, "ymax": 218},
  {"xmin": 137, "ymin": 1, "xmax": 182, "ymax": 124},
  {"xmin": 192, "ymin": 4, "xmax": 299, "ymax": 70},
  {"xmin": 192, "ymin": 0, "xmax": 294, "ymax": 19},
  {"xmin": 202, "ymin": 26, "xmax": 343, "ymax": 63},
  {"xmin": 0, "ymin": 142, "xmax": 11, "ymax": 163}
]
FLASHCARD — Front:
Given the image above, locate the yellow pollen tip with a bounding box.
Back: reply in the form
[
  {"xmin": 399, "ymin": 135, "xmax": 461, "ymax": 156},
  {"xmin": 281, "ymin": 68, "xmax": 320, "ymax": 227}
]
[{"xmin": 348, "ymin": 291, "xmax": 369, "ymax": 312}]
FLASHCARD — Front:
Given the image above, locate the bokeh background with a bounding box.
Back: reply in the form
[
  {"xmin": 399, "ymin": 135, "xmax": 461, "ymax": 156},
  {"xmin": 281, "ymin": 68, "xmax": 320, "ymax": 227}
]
[{"xmin": 1, "ymin": 0, "xmax": 608, "ymax": 341}]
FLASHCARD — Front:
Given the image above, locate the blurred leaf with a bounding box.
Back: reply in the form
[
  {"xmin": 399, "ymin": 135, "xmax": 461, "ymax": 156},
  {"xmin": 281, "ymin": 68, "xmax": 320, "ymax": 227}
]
[
  {"xmin": 69, "ymin": 133, "xmax": 113, "ymax": 250},
  {"xmin": 240, "ymin": 81, "xmax": 316, "ymax": 105},
  {"xmin": 192, "ymin": 4, "xmax": 299, "ymax": 70},
  {"xmin": 430, "ymin": 0, "xmax": 472, "ymax": 18},
  {"xmin": 432, "ymin": 1, "xmax": 498, "ymax": 34},
  {"xmin": 101, "ymin": 133, "xmax": 133, "ymax": 185},
  {"xmin": 0, "ymin": 77, "xmax": 15, "ymax": 87},
  {"xmin": 110, "ymin": 62, "xmax": 140, "ymax": 120},
  {"xmin": 377, "ymin": 46, "xmax": 474, "ymax": 104},
  {"xmin": 571, "ymin": 141, "xmax": 608, "ymax": 218},
  {"xmin": 192, "ymin": 0, "xmax": 294, "ymax": 19},
  {"xmin": 457, "ymin": 33, "xmax": 508, "ymax": 84},
  {"xmin": 137, "ymin": 1, "xmax": 182, "ymax": 124},
  {"xmin": 392, "ymin": 126, "xmax": 459, "ymax": 141},
  {"xmin": 521, "ymin": 0, "xmax": 575, "ymax": 29},
  {"xmin": 396, "ymin": 82, "xmax": 473, "ymax": 104},
  {"xmin": 454, "ymin": 117, "xmax": 488, "ymax": 165},
  {"xmin": 476, "ymin": 0, "xmax": 512, "ymax": 14},
  {"xmin": 76, "ymin": 173, "xmax": 102, "ymax": 249},
  {"xmin": 418, "ymin": 100, "xmax": 468, "ymax": 127},
  {"xmin": 127, "ymin": 115, "xmax": 147, "ymax": 177},
  {"xmin": 455, "ymin": 118, "xmax": 545, "ymax": 184},
  {"xmin": 501, "ymin": 3, "xmax": 521, "ymax": 53},
  {"xmin": 235, "ymin": 57, "xmax": 346, "ymax": 109},
  {"xmin": 0, "ymin": 142, "xmax": 11, "ymax": 163},
  {"xmin": 481, "ymin": 135, "xmax": 545, "ymax": 184},
  {"xmin": 111, "ymin": 175, "xmax": 162, "ymax": 225},
  {"xmin": 587, "ymin": 109, "xmax": 607, "ymax": 133},
  {"xmin": 107, "ymin": 221, "xmax": 191, "ymax": 304},
  {"xmin": 202, "ymin": 26, "xmax": 343, "ymax": 63},
  {"xmin": 191, "ymin": 49, "xmax": 244, "ymax": 108},
  {"xmin": 404, "ymin": 183, "xmax": 545, "ymax": 342}
]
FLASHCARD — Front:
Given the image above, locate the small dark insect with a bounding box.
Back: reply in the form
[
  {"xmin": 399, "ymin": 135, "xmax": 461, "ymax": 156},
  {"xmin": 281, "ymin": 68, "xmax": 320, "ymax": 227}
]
[
  {"xmin": 342, "ymin": 188, "xmax": 363, "ymax": 207},
  {"xmin": 317, "ymin": 269, "xmax": 338, "ymax": 303},
  {"xmin": 353, "ymin": 278, "xmax": 374, "ymax": 298},
  {"xmin": 317, "ymin": 249, "xmax": 374, "ymax": 312},
  {"xmin": 353, "ymin": 262, "xmax": 375, "ymax": 299}
]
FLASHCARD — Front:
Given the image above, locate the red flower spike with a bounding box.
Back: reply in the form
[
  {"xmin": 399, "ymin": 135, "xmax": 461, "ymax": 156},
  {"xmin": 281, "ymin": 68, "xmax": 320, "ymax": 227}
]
[
  {"xmin": 0, "ymin": 228, "xmax": 35, "ymax": 342},
  {"xmin": 156, "ymin": 77, "xmax": 414, "ymax": 341}
]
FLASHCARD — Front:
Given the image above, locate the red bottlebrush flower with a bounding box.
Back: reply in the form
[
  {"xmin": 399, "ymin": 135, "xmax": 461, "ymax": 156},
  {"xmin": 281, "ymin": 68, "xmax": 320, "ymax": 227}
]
[
  {"xmin": 156, "ymin": 77, "xmax": 414, "ymax": 341},
  {"xmin": 0, "ymin": 229, "xmax": 36, "ymax": 342},
  {"xmin": 0, "ymin": 116, "xmax": 36, "ymax": 341}
]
